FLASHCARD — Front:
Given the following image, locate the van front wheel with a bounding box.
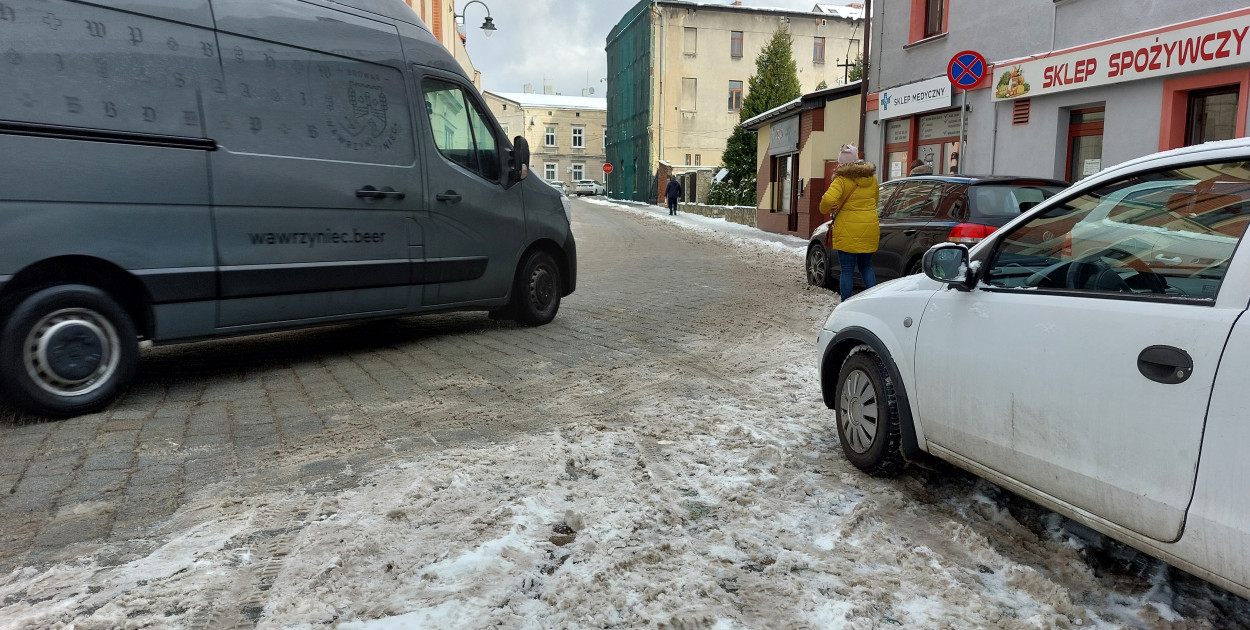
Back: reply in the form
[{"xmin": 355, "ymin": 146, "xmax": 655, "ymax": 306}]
[
  {"xmin": 512, "ymin": 251, "xmax": 562, "ymax": 326},
  {"xmin": 0, "ymin": 285, "xmax": 138, "ymax": 418}
]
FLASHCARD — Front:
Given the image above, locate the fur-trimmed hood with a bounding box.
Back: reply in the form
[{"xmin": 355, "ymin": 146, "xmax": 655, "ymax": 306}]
[{"xmin": 833, "ymin": 162, "xmax": 877, "ymax": 179}]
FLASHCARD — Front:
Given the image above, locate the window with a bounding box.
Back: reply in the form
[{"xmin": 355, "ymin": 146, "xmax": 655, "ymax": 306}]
[
  {"xmin": 885, "ymin": 183, "xmax": 940, "ymax": 219},
  {"xmin": 728, "ymin": 80, "xmax": 743, "ymax": 112},
  {"xmin": 813, "ymin": 37, "xmax": 825, "ymax": 63},
  {"xmin": 1067, "ymin": 107, "xmax": 1104, "ymax": 183},
  {"xmin": 685, "ymin": 154, "xmax": 692, "ymax": 166},
  {"xmin": 730, "ymin": 31, "xmax": 743, "ymax": 58},
  {"xmin": 572, "ymin": 126, "xmax": 585, "ymax": 149},
  {"xmin": 1186, "ymin": 86, "xmax": 1239, "ymax": 146},
  {"xmin": 422, "ymin": 78, "xmax": 499, "ymax": 180},
  {"xmin": 694, "ymin": 154, "xmax": 701, "ymax": 166},
  {"xmin": 924, "ymin": 0, "xmax": 944, "ymax": 37},
  {"xmin": 986, "ymin": 161, "xmax": 1250, "ymax": 300},
  {"xmin": 545, "ymin": 126, "xmax": 557, "ymax": 147},
  {"xmin": 682, "ymin": 78, "xmax": 697, "ymax": 111},
  {"xmin": 603, "ymin": 126, "xmax": 608, "ymax": 149},
  {"xmin": 572, "ymin": 163, "xmax": 584, "ymax": 181},
  {"xmin": 684, "ymin": 27, "xmax": 697, "ymax": 55},
  {"xmin": 544, "ymin": 163, "xmax": 557, "ymax": 181}
]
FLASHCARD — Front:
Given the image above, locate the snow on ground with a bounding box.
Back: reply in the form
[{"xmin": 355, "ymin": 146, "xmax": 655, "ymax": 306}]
[{"xmin": 2, "ymin": 198, "xmax": 1248, "ymax": 629}]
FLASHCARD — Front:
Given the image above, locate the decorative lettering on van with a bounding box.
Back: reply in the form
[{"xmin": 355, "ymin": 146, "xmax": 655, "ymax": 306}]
[
  {"xmin": 326, "ymin": 81, "xmax": 400, "ymax": 152},
  {"xmin": 246, "ymin": 230, "xmax": 387, "ymax": 248}
]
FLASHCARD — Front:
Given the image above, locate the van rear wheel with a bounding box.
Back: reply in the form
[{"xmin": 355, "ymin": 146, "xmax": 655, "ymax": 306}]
[
  {"xmin": 512, "ymin": 251, "xmax": 562, "ymax": 326},
  {"xmin": 0, "ymin": 285, "xmax": 138, "ymax": 418}
]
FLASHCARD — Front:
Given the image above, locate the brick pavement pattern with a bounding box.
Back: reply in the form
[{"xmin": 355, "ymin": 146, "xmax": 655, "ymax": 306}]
[{"xmin": 0, "ymin": 198, "xmax": 831, "ymax": 575}]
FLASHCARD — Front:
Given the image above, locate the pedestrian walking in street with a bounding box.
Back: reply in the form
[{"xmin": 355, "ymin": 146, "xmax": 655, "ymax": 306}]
[
  {"xmin": 819, "ymin": 144, "xmax": 880, "ymax": 301},
  {"xmin": 909, "ymin": 158, "xmax": 933, "ymax": 175},
  {"xmin": 665, "ymin": 175, "xmax": 683, "ymax": 215}
]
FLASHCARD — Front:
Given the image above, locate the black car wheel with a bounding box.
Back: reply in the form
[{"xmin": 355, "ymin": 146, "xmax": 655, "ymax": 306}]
[
  {"xmin": 0, "ymin": 285, "xmax": 139, "ymax": 418},
  {"xmin": 835, "ymin": 348, "xmax": 906, "ymax": 476},
  {"xmin": 807, "ymin": 245, "xmax": 836, "ymax": 290},
  {"xmin": 512, "ymin": 250, "xmax": 562, "ymax": 326}
]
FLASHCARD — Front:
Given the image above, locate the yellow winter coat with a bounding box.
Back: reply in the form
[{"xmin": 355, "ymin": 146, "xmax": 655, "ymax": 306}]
[{"xmin": 819, "ymin": 162, "xmax": 880, "ymax": 254}]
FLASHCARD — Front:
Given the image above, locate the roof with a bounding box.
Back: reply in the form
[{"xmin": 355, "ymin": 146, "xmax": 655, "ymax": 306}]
[
  {"xmin": 813, "ymin": 3, "xmax": 866, "ymax": 20},
  {"xmin": 486, "ymin": 92, "xmax": 607, "ymax": 111},
  {"xmin": 652, "ymin": 0, "xmax": 862, "ymax": 22},
  {"xmin": 740, "ymin": 81, "xmax": 862, "ymax": 130}
]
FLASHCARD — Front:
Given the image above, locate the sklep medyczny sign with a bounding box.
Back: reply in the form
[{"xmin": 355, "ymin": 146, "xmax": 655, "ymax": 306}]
[{"xmin": 878, "ymin": 76, "xmax": 952, "ymax": 120}]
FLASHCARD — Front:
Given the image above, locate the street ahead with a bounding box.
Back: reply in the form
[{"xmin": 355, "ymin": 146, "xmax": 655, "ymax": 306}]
[{"xmin": 0, "ymin": 198, "xmax": 1246, "ymax": 628}]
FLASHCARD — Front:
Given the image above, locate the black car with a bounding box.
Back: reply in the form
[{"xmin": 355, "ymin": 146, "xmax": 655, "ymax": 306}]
[{"xmin": 806, "ymin": 175, "xmax": 1069, "ymax": 291}]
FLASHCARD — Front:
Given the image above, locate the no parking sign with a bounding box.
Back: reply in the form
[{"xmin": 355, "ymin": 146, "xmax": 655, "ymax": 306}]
[{"xmin": 948, "ymin": 50, "xmax": 988, "ymax": 89}]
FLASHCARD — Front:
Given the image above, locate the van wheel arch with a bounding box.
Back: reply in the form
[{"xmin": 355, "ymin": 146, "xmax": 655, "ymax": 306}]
[{"xmin": 0, "ymin": 257, "xmax": 154, "ymax": 340}]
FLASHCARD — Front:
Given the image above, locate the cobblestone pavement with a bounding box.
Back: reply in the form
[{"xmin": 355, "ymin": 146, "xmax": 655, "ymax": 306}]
[{"xmin": 0, "ymin": 197, "xmax": 834, "ymax": 576}]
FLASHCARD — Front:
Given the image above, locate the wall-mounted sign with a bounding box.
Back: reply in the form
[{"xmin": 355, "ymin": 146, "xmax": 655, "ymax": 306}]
[
  {"xmin": 992, "ymin": 7, "xmax": 1250, "ymax": 101},
  {"xmin": 768, "ymin": 115, "xmax": 800, "ymax": 155},
  {"xmin": 886, "ymin": 119, "xmax": 910, "ymax": 144},
  {"xmin": 879, "ymin": 76, "xmax": 952, "ymax": 120}
]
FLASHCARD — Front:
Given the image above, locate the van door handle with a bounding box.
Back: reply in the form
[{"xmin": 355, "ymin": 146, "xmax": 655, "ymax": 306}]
[
  {"xmin": 356, "ymin": 186, "xmax": 405, "ymax": 200},
  {"xmin": 903, "ymin": 229, "xmax": 918, "ymax": 236},
  {"xmin": 1137, "ymin": 345, "xmax": 1193, "ymax": 384},
  {"xmin": 436, "ymin": 191, "xmax": 462, "ymax": 204}
]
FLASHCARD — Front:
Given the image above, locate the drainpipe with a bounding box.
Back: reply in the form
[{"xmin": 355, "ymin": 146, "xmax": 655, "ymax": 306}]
[
  {"xmin": 656, "ymin": 2, "xmax": 665, "ymax": 164},
  {"xmin": 857, "ymin": 0, "xmax": 872, "ymax": 152}
]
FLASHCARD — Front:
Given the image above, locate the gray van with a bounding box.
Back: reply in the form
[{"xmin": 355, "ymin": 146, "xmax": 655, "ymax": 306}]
[{"xmin": 0, "ymin": 0, "xmax": 577, "ymax": 417}]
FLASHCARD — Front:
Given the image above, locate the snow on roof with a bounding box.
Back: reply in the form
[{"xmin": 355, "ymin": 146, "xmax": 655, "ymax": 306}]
[
  {"xmin": 813, "ymin": 3, "xmax": 865, "ymax": 20},
  {"xmin": 655, "ymin": 0, "xmax": 861, "ymax": 21},
  {"xmin": 486, "ymin": 92, "xmax": 607, "ymax": 111}
]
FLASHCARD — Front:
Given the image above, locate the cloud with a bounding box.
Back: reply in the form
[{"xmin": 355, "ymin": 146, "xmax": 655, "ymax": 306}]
[{"xmin": 463, "ymin": 0, "xmax": 834, "ymax": 96}]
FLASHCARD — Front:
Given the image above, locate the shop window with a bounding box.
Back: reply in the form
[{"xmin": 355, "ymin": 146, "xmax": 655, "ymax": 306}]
[
  {"xmin": 1187, "ymin": 86, "xmax": 1239, "ymax": 146},
  {"xmin": 728, "ymin": 80, "xmax": 744, "ymax": 112},
  {"xmin": 1160, "ymin": 70, "xmax": 1249, "ymax": 151},
  {"xmin": 813, "ymin": 37, "xmax": 825, "ymax": 63},
  {"xmin": 731, "ymin": 31, "xmax": 743, "ymax": 58}
]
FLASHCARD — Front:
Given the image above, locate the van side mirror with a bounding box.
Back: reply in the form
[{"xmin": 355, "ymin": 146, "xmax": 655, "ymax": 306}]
[
  {"xmin": 508, "ymin": 136, "xmax": 530, "ymax": 188},
  {"xmin": 923, "ymin": 243, "xmax": 974, "ymax": 291}
]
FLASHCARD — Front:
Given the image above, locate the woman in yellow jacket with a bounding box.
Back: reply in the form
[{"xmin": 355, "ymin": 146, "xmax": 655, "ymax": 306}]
[{"xmin": 819, "ymin": 144, "xmax": 880, "ymax": 301}]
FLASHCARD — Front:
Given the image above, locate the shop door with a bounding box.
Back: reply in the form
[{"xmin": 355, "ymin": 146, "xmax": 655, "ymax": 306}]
[{"xmin": 1066, "ymin": 107, "xmax": 1105, "ymax": 183}]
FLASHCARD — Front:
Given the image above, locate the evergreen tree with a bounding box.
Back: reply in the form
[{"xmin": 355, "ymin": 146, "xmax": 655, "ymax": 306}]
[
  {"xmin": 711, "ymin": 27, "xmax": 803, "ymax": 206},
  {"xmin": 849, "ymin": 54, "xmax": 863, "ymax": 82}
]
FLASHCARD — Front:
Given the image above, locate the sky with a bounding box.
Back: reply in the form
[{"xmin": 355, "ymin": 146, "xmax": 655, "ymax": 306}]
[{"xmin": 459, "ymin": 0, "xmax": 845, "ymax": 96}]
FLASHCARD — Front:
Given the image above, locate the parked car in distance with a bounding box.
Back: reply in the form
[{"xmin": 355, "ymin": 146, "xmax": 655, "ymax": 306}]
[
  {"xmin": 817, "ymin": 138, "xmax": 1250, "ymax": 600},
  {"xmin": 547, "ymin": 180, "xmax": 570, "ymax": 195},
  {"xmin": 806, "ymin": 175, "xmax": 1068, "ymax": 292},
  {"xmin": 575, "ymin": 180, "xmax": 606, "ymax": 196}
]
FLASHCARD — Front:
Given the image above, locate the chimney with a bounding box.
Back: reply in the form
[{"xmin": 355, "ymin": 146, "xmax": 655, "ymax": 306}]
[
  {"xmin": 544, "ymin": 85, "xmax": 554, "ymax": 95},
  {"xmin": 523, "ymin": 83, "xmax": 533, "ymax": 93}
]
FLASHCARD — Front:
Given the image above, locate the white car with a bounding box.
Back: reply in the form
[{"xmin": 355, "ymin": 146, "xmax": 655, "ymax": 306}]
[
  {"xmin": 575, "ymin": 180, "xmax": 605, "ymax": 196},
  {"xmin": 817, "ymin": 137, "xmax": 1250, "ymax": 599}
]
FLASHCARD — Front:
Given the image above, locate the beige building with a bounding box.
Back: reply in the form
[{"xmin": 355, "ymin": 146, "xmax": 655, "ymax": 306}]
[
  {"xmin": 485, "ymin": 92, "xmax": 609, "ymax": 187},
  {"xmin": 742, "ymin": 83, "xmax": 861, "ymax": 237},
  {"xmin": 607, "ymin": 0, "xmax": 863, "ymax": 201},
  {"xmin": 403, "ymin": 0, "xmax": 482, "ymax": 88}
]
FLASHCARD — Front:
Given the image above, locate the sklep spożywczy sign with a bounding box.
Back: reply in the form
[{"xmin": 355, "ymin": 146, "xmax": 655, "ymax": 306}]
[{"xmin": 992, "ymin": 8, "xmax": 1250, "ymax": 101}]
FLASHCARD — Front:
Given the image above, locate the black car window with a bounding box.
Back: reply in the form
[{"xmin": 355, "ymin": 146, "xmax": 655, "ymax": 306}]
[
  {"xmin": 887, "ymin": 183, "xmax": 939, "ymax": 219},
  {"xmin": 984, "ymin": 160, "xmax": 1250, "ymax": 301},
  {"xmin": 969, "ymin": 185, "xmax": 1066, "ymax": 218},
  {"xmin": 876, "ymin": 182, "xmax": 902, "ymax": 217}
]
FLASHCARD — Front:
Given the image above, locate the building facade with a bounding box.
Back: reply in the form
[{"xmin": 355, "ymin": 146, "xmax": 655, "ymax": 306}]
[
  {"xmin": 606, "ymin": 0, "xmax": 864, "ymax": 201},
  {"xmin": 484, "ymin": 92, "xmax": 609, "ymax": 187},
  {"xmin": 863, "ymin": 0, "xmax": 1250, "ymax": 184},
  {"xmin": 403, "ymin": 0, "xmax": 482, "ymax": 87},
  {"xmin": 743, "ymin": 83, "xmax": 862, "ymax": 237}
]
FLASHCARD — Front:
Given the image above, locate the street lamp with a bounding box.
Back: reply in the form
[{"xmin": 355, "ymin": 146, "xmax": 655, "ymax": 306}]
[{"xmin": 455, "ymin": 0, "xmax": 496, "ymax": 38}]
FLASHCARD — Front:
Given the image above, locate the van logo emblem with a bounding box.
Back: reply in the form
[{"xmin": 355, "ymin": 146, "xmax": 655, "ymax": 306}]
[{"xmin": 343, "ymin": 81, "xmax": 388, "ymax": 138}]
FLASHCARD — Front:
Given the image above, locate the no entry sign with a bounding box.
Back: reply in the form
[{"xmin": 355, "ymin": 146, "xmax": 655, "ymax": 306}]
[{"xmin": 948, "ymin": 50, "xmax": 988, "ymax": 89}]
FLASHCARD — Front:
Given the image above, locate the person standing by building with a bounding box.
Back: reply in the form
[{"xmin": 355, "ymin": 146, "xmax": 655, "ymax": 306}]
[
  {"xmin": 665, "ymin": 175, "xmax": 683, "ymax": 215},
  {"xmin": 819, "ymin": 144, "xmax": 880, "ymax": 301}
]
